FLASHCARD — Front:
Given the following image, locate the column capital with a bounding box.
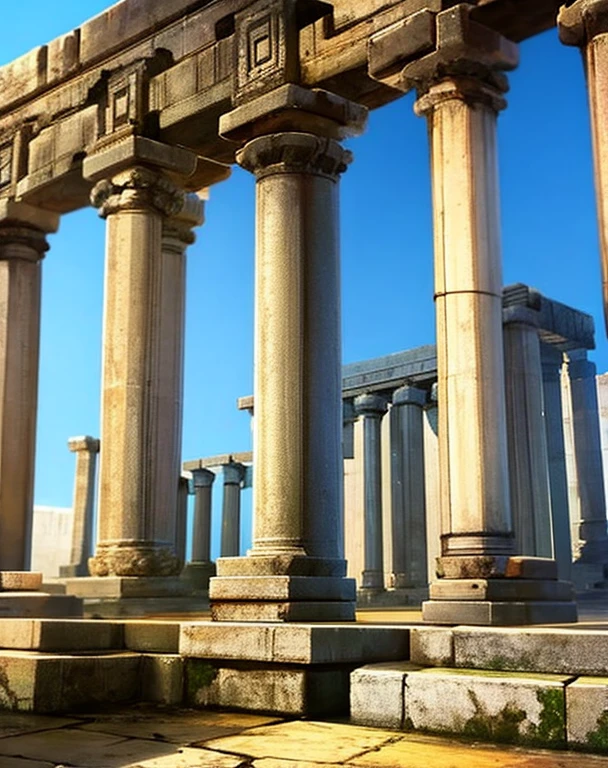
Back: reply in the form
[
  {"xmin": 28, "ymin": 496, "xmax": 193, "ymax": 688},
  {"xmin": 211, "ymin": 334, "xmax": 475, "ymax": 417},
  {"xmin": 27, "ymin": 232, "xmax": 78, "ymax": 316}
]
[
  {"xmin": 354, "ymin": 393, "xmax": 388, "ymax": 418},
  {"xmin": 392, "ymin": 385, "xmax": 427, "ymax": 407},
  {"xmin": 559, "ymin": 0, "xmax": 608, "ymax": 46},
  {"xmin": 90, "ymin": 166, "xmax": 185, "ymax": 219},
  {"xmin": 223, "ymin": 462, "xmax": 245, "ymax": 485},
  {"xmin": 192, "ymin": 467, "xmax": 215, "ymax": 489},
  {"xmin": 163, "ymin": 192, "xmax": 206, "ymax": 247},
  {"xmin": 0, "ymin": 200, "xmax": 59, "ymax": 235},
  {"xmin": 0, "ymin": 200, "xmax": 60, "ymax": 262},
  {"xmin": 502, "ymin": 305, "xmax": 540, "ymax": 329},
  {"xmin": 343, "ymin": 399, "xmax": 357, "ymax": 425},
  {"xmin": 237, "ymin": 133, "xmax": 352, "ymax": 183},
  {"xmin": 68, "ymin": 436, "xmax": 100, "ymax": 454}
]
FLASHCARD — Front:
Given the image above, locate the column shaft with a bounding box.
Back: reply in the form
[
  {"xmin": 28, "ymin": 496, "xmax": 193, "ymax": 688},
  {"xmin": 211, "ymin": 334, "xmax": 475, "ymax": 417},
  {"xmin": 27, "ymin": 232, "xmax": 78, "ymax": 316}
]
[
  {"xmin": 192, "ymin": 469, "xmax": 215, "ymax": 563},
  {"xmin": 175, "ymin": 475, "xmax": 189, "ymax": 565},
  {"xmin": 221, "ymin": 463, "xmax": 244, "ymax": 558}
]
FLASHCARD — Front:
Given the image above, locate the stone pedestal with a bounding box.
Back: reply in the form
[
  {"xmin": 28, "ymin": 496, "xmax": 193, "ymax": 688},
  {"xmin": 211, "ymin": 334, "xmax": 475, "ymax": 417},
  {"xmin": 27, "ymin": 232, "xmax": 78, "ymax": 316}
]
[
  {"xmin": 210, "ymin": 85, "xmax": 367, "ymax": 622},
  {"xmin": 182, "ymin": 467, "xmax": 216, "ymax": 591},
  {"xmin": 220, "ymin": 462, "xmax": 244, "ymax": 557},
  {"xmin": 59, "ymin": 436, "xmax": 99, "ymax": 578}
]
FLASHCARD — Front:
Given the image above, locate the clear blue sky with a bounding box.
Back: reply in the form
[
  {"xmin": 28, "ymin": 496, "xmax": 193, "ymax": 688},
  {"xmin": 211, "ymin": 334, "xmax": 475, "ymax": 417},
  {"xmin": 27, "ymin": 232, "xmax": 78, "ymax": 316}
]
[{"xmin": 2, "ymin": 3, "xmax": 606, "ymax": 558}]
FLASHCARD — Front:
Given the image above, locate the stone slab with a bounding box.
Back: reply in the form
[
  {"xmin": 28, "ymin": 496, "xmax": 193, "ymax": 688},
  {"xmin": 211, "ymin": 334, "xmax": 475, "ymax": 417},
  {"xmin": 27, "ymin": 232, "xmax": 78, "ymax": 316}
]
[
  {"xmin": 430, "ymin": 579, "xmax": 574, "ymax": 602},
  {"xmin": 124, "ymin": 621, "xmax": 181, "ymax": 652},
  {"xmin": 0, "ymin": 619, "xmax": 123, "ymax": 651},
  {"xmin": 436, "ymin": 556, "xmax": 558, "ymax": 580},
  {"xmin": 186, "ymin": 661, "xmax": 350, "ymax": 716},
  {"xmin": 351, "ymin": 662, "xmax": 420, "ymax": 728},
  {"xmin": 566, "ymin": 676, "xmax": 608, "ymax": 751},
  {"xmin": 410, "ymin": 627, "xmax": 454, "ymax": 666},
  {"xmin": 404, "ymin": 667, "xmax": 571, "ymax": 748},
  {"xmin": 124, "ymin": 748, "xmax": 249, "ymax": 767},
  {"xmin": 64, "ymin": 576, "xmax": 191, "ymax": 598},
  {"xmin": 211, "ymin": 601, "xmax": 356, "ymax": 622},
  {"xmin": 422, "ymin": 600, "xmax": 578, "ymax": 626},
  {"xmin": 180, "ymin": 622, "xmax": 410, "ymax": 664},
  {"xmin": 141, "ymin": 654, "xmax": 184, "ymax": 706},
  {"xmin": 210, "ymin": 576, "xmax": 356, "ymax": 601},
  {"xmin": 216, "ymin": 556, "xmax": 347, "ymax": 577},
  {"xmin": 0, "ymin": 758, "xmax": 53, "ymax": 768},
  {"xmin": 82, "ymin": 596, "xmax": 209, "ymax": 618},
  {"xmin": 0, "ymin": 594, "xmax": 82, "ymax": 618},
  {"xmin": 0, "ymin": 712, "xmax": 80, "ymax": 738},
  {"xmin": 454, "ymin": 627, "xmax": 608, "ymax": 676},
  {"xmin": 0, "ymin": 572, "xmax": 43, "ymax": 591}
]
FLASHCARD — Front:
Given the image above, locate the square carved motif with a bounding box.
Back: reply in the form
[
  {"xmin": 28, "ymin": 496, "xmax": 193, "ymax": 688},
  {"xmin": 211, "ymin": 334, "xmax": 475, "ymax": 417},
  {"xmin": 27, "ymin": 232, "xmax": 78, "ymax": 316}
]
[
  {"xmin": 112, "ymin": 86, "xmax": 130, "ymax": 129},
  {"xmin": 247, "ymin": 16, "xmax": 275, "ymax": 72}
]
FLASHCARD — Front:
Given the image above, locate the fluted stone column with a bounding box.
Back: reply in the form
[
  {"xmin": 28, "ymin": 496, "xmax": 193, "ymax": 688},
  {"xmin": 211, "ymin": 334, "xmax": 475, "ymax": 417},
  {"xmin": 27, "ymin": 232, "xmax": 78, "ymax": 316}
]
[
  {"xmin": 541, "ymin": 345, "xmax": 573, "ymax": 581},
  {"xmin": 182, "ymin": 468, "xmax": 216, "ymax": 591},
  {"xmin": 221, "ymin": 462, "xmax": 244, "ymax": 558},
  {"xmin": 567, "ymin": 350, "xmax": 608, "ymax": 562},
  {"xmin": 389, "ymin": 386, "xmax": 427, "ymax": 590},
  {"xmin": 0, "ymin": 201, "xmax": 59, "ymax": 572},
  {"xmin": 560, "ymin": 1, "xmax": 608, "ymax": 334},
  {"xmin": 354, "ymin": 394, "xmax": 388, "ymax": 592},
  {"xmin": 423, "ymin": 383, "xmax": 441, "ymax": 585},
  {"xmin": 60, "ymin": 437, "xmax": 100, "ymax": 578},
  {"xmin": 83, "ymin": 140, "xmax": 203, "ymax": 580},
  {"xmin": 175, "ymin": 475, "xmax": 189, "ymax": 566},
  {"xmin": 210, "ymin": 85, "xmax": 367, "ymax": 622},
  {"xmin": 503, "ymin": 306, "xmax": 553, "ymax": 558},
  {"xmin": 369, "ymin": 5, "xmax": 576, "ymax": 623}
]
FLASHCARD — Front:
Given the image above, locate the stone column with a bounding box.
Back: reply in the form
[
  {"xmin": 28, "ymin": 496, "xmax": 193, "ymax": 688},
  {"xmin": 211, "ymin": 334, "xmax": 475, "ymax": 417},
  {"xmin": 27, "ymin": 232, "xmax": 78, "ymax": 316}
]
[
  {"xmin": 389, "ymin": 386, "xmax": 427, "ymax": 591},
  {"xmin": 354, "ymin": 394, "xmax": 388, "ymax": 591},
  {"xmin": 0, "ymin": 201, "xmax": 59, "ymax": 572},
  {"xmin": 221, "ymin": 462, "xmax": 244, "ymax": 558},
  {"xmin": 175, "ymin": 475, "xmax": 189, "ymax": 566},
  {"xmin": 182, "ymin": 468, "xmax": 216, "ymax": 591},
  {"xmin": 60, "ymin": 436, "xmax": 100, "ymax": 578},
  {"xmin": 567, "ymin": 349, "xmax": 608, "ymax": 562},
  {"xmin": 503, "ymin": 306, "xmax": 553, "ymax": 558},
  {"xmin": 560, "ymin": 1, "xmax": 608, "ymax": 334},
  {"xmin": 210, "ymin": 85, "xmax": 367, "ymax": 622},
  {"xmin": 83, "ymin": 139, "xmax": 203, "ymax": 580},
  {"xmin": 424, "ymin": 383, "xmax": 441, "ymax": 586},
  {"xmin": 369, "ymin": 5, "xmax": 576, "ymax": 623}
]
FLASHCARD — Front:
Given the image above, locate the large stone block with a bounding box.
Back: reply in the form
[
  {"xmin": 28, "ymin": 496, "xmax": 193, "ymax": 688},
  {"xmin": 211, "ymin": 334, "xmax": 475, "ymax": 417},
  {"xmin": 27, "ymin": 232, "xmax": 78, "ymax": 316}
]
[
  {"xmin": 566, "ymin": 677, "xmax": 608, "ymax": 752},
  {"xmin": 124, "ymin": 621, "xmax": 180, "ymax": 653},
  {"xmin": 210, "ymin": 576, "xmax": 356, "ymax": 601},
  {"xmin": 436, "ymin": 556, "xmax": 558, "ymax": 580},
  {"xmin": 210, "ymin": 601, "xmax": 356, "ymax": 622},
  {"xmin": 429, "ymin": 579, "xmax": 574, "ymax": 601},
  {"xmin": 422, "ymin": 600, "xmax": 578, "ymax": 626},
  {"xmin": 141, "ymin": 654, "xmax": 184, "ymax": 706},
  {"xmin": 0, "ymin": 594, "xmax": 82, "ymax": 619},
  {"xmin": 409, "ymin": 627, "xmax": 454, "ymax": 666},
  {"xmin": 0, "ymin": 619, "xmax": 123, "ymax": 652},
  {"xmin": 350, "ymin": 663, "xmax": 418, "ymax": 728},
  {"xmin": 0, "ymin": 572, "xmax": 43, "ymax": 591},
  {"xmin": 405, "ymin": 668, "xmax": 570, "ymax": 748},
  {"xmin": 63, "ymin": 576, "xmax": 191, "ymax": 598}
]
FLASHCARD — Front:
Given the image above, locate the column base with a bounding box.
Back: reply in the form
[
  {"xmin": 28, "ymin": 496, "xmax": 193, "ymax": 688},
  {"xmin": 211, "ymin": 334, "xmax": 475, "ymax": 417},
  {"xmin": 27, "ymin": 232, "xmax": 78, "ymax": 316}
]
[
  {"xmin": 181, "ymin": 561, "xmax": 216, "ymax": 592},
  {"xmin": 89, "ymin": 542, "xmax": 181, "ymax": 577}
]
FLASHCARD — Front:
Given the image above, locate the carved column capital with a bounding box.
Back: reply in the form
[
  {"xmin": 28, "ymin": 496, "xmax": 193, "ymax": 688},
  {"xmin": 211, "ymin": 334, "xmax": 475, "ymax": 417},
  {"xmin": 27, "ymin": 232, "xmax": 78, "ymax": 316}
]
[
  {"xmin": 392, "ymin": 385, "xmax": 427, "ymax": 408},
  {"xmin": 91, "ymin": 166, "xmax": 185, "ymax": 219},
  {"xmin": 192, "ymin": 468, "xmax": 216, "ymax": 490},
  {"xmin": 559, "ymin": 0, "xmax": 608, "ymax": 46},
  {"xmin": 237, "ymin": 132, "xmax": 352, "ymax": 182},
  {"xmin": 354, "ymin": 393, "xmax": 388, "ymax": 418}
]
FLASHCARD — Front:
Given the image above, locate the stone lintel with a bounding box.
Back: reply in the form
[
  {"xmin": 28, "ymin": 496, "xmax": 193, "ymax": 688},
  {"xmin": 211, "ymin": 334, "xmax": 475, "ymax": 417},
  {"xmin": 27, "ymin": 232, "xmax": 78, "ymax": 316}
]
[
  {"xmin": 63, "ymin": 576, "xmax": 191, "ymax": 599},
  {"xmin": 180, "ymin": 622, "xmax": 410, "ymax": 664},
  {"xmin": 422, "ymin": 599, "xmax": 578, "ymax": 625},
  {"xmin": 219, "ymin": 83, "xmax": 368, "ymax": 143},
  {"xmin": 429, "ymin": 578, "xmax": 574, "ymax": 602},
  {"xmin": 0, "ymin": 571, "xmax": 43, "ymax": 591},
  {"xmin": 0, "ymin": 199, "xmax": 59, "ymax": 233},
  {"xmin": 502, "ymin": 305, "xmax": 540, "ymax": 328},
  {"xmin": 559, "ymin": 0, "xmax": 608, "ymax": 46},
  {"xmin": 183, "ymin": 451, "xmax": 253, "ymax": 472},
  {"xmin": 83, "ymin": 136, "xmax": 198, "ymax": 184},
  {"xmin": 436, "ymin": 555, "xmax": 558, "ymax": 580},
  {"xmin": 210, "ymin": 575, "xmax": 356, "ymax": 602},
  {"xmin": 211, "ymin": 601, "xmax": 356, "ymax": 622},
  {"xmin": 216, "ymin": 555, "xmax": 347, "ymax": 577},
  {"xmin": 68, "ymin": 435, "xmax": 100, "ymax": 453}
]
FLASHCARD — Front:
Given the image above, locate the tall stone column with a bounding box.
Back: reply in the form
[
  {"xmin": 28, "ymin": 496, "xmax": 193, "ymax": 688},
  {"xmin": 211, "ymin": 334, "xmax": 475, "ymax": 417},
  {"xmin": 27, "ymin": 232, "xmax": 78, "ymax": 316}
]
[
  {"xmin": 389, "ymin": 386, "xmax": 428, "ymax": 591},
  {"xmin": 560, "ymin": 1, "xmax": 608, "ymax": 334},
  {"xmin": 182, "ymin": 468, "xmax": 216, "ymax": 591},
  {"xmin": 567, "ymin": 349, "xmax": 608, "ymax": 562},
  {"xmin": 60, "ymin": 436, "xmax": 100, "ymax": 577},
  {"xmin": 0, "ymin": 201, "xmax": 59, "ymax": 572},
  {"xmin": 423, "ymin": 383, "xmax": 441, "ymax": 585},
  {"xmin": 354, "ymin": 394, "xmax": 388, "ymax": 592},
  {"xmin": 503, "ymin": 306, "xmax": 553, "ymax": 558},
  {"xmin": 221, "ymin": 462, "xmax": 244, "ymax": 558},
  {"xmin": 210, "ymin": 85, "xmax": 367, "ymax": 622},
  {"xmin": 175, "ymin": 475, "xmax": 189, "ymax": 566},
  {"xmin": 541, "ymin": 345, "xmax": 573, "ymax": 581},
  {"xmin": 83, "ymin": 139, "xmax": 203, "ymax": 581},
  {"xmin": 370, "ymin": 5, "xmax": 576, "ymax": 623}
]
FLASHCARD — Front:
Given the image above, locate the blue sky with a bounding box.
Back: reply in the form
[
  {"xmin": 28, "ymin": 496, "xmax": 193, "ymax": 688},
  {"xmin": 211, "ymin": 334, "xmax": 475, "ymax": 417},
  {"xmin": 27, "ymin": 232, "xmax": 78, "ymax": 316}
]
[{"xmin": 2, "ymin": 3, "xmax": 606, "ymax": 558}]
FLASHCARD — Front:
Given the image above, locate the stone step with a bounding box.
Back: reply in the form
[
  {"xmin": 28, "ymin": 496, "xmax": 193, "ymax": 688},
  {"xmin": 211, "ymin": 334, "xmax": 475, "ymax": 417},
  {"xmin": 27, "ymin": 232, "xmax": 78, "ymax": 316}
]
[{"xmin": 350, "ymin": 662, "xmax": 608, "ymax": 752}]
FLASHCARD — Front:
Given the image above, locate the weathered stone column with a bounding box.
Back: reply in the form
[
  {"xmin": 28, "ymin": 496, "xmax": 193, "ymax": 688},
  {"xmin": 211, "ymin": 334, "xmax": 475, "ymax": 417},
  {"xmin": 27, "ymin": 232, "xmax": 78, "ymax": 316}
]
[
  {"xmin": 221, "ymin": 462, "xmax": 244, "ymax": 558},
  {"xmin": 0, "ymin": 201, "xmax": 59, "ymax": 571},
  {"xmin": 175, "ymin": 475, "xmax": 189, "ymax": 566},
  {"xmin": 389, "ymin": 386, "xmax": 427, "ymax": 590},
  {"xmin": 182, "ymin": 468, "xmax": 216, "ymax": 591},
  {"xmin": 503, "ymin": 305, "xmax": 553, "ymax": 558},
  {"xmin": 60, "ymin": 437, "xmax": 100, "ymax": 577},
  {"xmin": 354, "ymin": 394, "xmax": 388, "ymax": 592},
  {"xmin": 370, "ymin": 5, "xmax": 576, "ymax": 623},
  {"xmin": 423, "ymin": 383, "xmax": 441, "ymax": 585},
  {"xmin": 567, "ymin": 349, "xmax": 608, "ymax": 562},
  {"xmin": 559, "ymin": 1, "xmax": 608, "ymax": 334},
  {"xmin": 83, "ymin": 139, "xmax": 203, "ymax": 580},
  {"xmin": 541, "ymin": 345, "xmax": 573, "ymax": 581},
  {"xmin": 210, "ymin": 85, "xmax": 367, "ymax": 621}
]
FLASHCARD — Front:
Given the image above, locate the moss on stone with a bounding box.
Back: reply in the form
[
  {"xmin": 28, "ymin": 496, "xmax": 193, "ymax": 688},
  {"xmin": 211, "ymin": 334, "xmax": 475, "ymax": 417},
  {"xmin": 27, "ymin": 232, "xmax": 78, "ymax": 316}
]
[
  {"xmin": 586, "ymin": 709, "xmax": 608, "ymax": 751},
  {"xmin": 525, "ymin": 688, "xmax": 566, "ymax": 748},
  {"xmin": 462, "ymin": 689, "xmax": 526, "ymax": 744},
  {"xmin": 186, "ymin": 660, "xmax": 218, "ymax": 705}
]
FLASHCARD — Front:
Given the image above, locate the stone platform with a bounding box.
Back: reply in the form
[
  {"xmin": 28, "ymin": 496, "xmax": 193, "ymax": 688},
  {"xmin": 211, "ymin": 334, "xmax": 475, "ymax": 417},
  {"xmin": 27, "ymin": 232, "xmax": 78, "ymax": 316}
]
[{"xmin": 0, "ymin": 572, "xmax": 82, "ymax": 618}]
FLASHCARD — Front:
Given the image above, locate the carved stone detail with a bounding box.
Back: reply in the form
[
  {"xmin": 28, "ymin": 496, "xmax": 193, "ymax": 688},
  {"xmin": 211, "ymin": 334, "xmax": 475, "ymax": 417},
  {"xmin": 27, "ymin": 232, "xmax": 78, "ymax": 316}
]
[
  {"xmin": 89, "ymin": 541, "xmax": 182, "ymax": 577},
  {"xmin": 90, "ymin": 166, "xmax": 184, "ymax": 219},
  {"xmin": 0, "ymin": 226, "xmax": 49, "ymax": 260},
  {"xmin": 237, "ymin": 132, "xmax": 352, "ymax": 181}
]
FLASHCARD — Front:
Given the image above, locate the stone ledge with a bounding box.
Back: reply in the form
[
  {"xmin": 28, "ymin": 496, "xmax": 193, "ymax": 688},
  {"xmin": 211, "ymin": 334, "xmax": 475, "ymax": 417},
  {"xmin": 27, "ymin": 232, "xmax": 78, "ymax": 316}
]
[
  {"xmin": 0, "ymin": 572, "xmax": 43, "ymax": 591},
  {"xmin": 0, "ymin": 594, "xmax": 82, "ymax": 619},
  {"xmin": 429, "ymin": 579, "xmax": 574, "ymax": 602},
  {"xmin": 63, "ymin": 576, "xmax": 192, "ymax": 599},
  {"xmin": 210, "ymin": 601, "xmax": 356, "ymax": 623},
  {"xmin": 210, "ymin": 576, "xmax": 356, "ymax": 602},
  {"xmin": 422, "ymin": 600, "xmax": 578, "ymax": 626},
  {"xmin": 0, "ymin": 619, "xmax": 123, "ymax": 652}
]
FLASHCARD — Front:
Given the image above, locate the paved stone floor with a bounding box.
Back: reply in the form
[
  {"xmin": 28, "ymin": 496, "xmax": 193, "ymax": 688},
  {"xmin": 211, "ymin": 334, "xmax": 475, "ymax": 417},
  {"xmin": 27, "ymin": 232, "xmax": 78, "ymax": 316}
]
[{"xmin": 2, "ymin": 705, "xmax": 608, "ymax": 767}]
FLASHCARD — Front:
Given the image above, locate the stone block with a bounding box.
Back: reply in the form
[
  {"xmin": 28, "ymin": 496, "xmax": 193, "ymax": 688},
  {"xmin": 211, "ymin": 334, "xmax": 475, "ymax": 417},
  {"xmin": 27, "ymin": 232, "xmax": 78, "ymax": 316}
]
[
  {"xmin": 81, "ymin": 596, "xmax": 209, "ymax": 618},
  {"xmin": 350, "ymin": 662, "xmax": 418, "ymax": 728},
  {"xmin": 566, "ymin": 677, "xmax": 608, "ymax": 751},
  {"xmin": 124, "ymin": 621, "xmax": 181, "ymax": 653},
  {"xmin": 410, "ymin": 627, "xmax": 454, "ymax": 666},
  {"xmin": 216, "ymin": 555, "xmax": 346, "ymax": 577},
  {"xmin": 454, "ymin": 627, "xmax": 608, "ymax": 675},
  {"xmin": 422, "ymin": 600, "xmax": 578, "ymax": 626},
  {"xmin": 429, "ymin": 579, "xmax": 574, "ymax": 601},
  {"xmin": 141, "ymin": 654, "xmax": 184, "ymax": 706},
  {"xmin": 181, "ymin": 561, "xmax": 216, "ymax": 591},
  {"xmin": 0, "ymin": 572, "xmax": 43, "ymax": 591},
  {"xmin": 436, "ymin": 556, "xmax": 558, "ymax": 580},
  {"xmin": 185, "ymin": 660, "xmax": 349, "ymax": 716},
  {"xmin": 63, "ymin": 576, "xmax": 191, "ymax": 598},
  {"xmin": 83, "ymin": 136, "xmax": 197, "ymax": 183},
  {"xmin": 0, "ymin": 619, "xmax": 123, "ymax": 652},
  {"xmin": 0, "ymin": 594, "xmax": 82, "ymax": 619},
  {"xmin": 180, "ymin": 622, "xmax": 410, "ymax": 665},
  {"xmin": 405, "ymin": 668, "xmax": 570, "ymax": 748},
  {"xmin": 210, "ymin": 600, "xmax": 356, "ymax": 622},
  {"xmin": 210, "ymin": 576, "xmax": 356, "ymax": 601}
]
